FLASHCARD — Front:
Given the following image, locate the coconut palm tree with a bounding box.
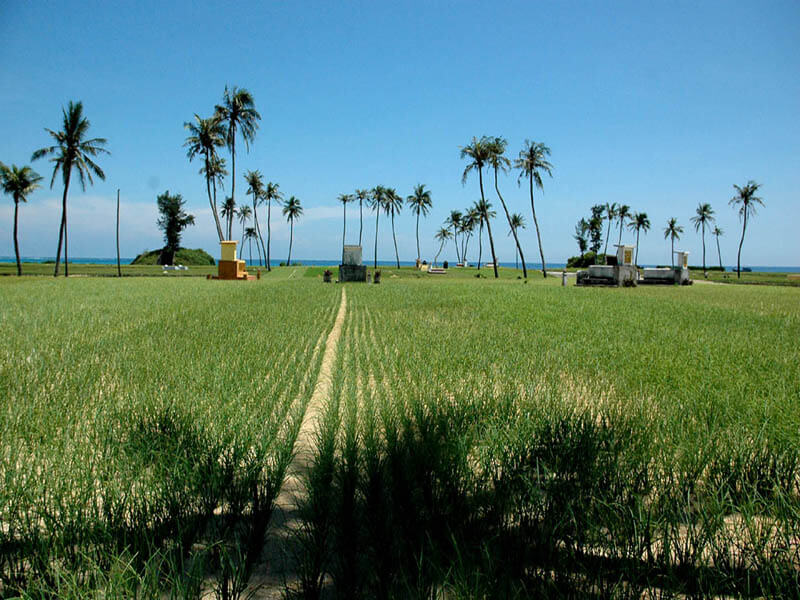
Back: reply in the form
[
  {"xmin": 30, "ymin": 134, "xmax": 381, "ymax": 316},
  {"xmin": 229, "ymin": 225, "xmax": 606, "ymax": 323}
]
[
  {"xmin": 616, "ymin": 204, "xmax": 631, "ymax": 246},
  {"xmin": 282, "ymin": 196, "xmax": 303, "ymax": 266},
  {"xmin": 446, "ymin": 210, "xmax": 463, "ymax": 263},
  {"xmin": 203, "ymin": 154, "xmax": 228, "ymax": 235},
  {"xmin": 406, "ymin": 184, "xmax": 432, "ymax": 262},
  {"xmin": 712, "ymin": 226, "xmax": 724, "ymax": 270},
  {"xmin": 221, "ymin": 196, "xmax": 236, "ymax": 242},
  {"xmin": 474, "ymin": 199, "xmax": 497, "ymax": 272},
  {"xmin": 215, "ymin": 86, "xmax": 260, "ymax": 239},
  {"xmin": 355, "ymin": 188, "xmax": 369, "ymax": 247},
  {"xmin": 237, "ymin": 204, "xmax": 252, "ymax": 258},
  {"xmin": 338, "ymin": 193, "xmax": 354, "ymax": 261},
  {"xmin": 1, "ymin": 163, "xmax": 43, "ymax": 275},
  {"xmin": 508, "ymin": 213, "xmax": 526, "ymax": 273},
  {"xmin": 462, "ymin": 137, "xmax": 500, "ymax": 278},
  {"xmin": 663, "ymin": 218, "xmax": 684, "ymax": 268},
  {"xmin": 460, "ymin": 208, "xmax": 477, "ymax": 265},
  {"xmin": 264, "ymin": 182, "xmax": 282, "ymax": 271},
  {"xmin": 31, "ymin": 100, "xmax": 109, "ymax": 277},
  {"xmin": 729, "ymin": 181, "xmax": 763, "ymax": 279},
  {"xmin": 488, "ymin": 136, "xmax": 527, "ymax": 278},
  {"xmin": 368, "ymin": 186, "xmax": 386, "ymax": 268},
  {"xmin": 385, "ymin": 188, "xmax": 403, "ymax": 268},
  {"xmin": 627, "ymin": 212, "xmax": 651, "ymax": 266},
  {"xmin": 690, "ymin": 203, "xmax": 715, "ymax": 276},
  {"xmin": 184, "ymin": 114, "xmax": 226, "ymax": 241},
  {"xmin": 602, "ymin": 202, "xmax": 617, "ymax": 261},
  {"xmin": 245, "ymin": 170, "xmax": 266, "ymax": 265},
  {"xmin": 243, "ymin": 226, "xmax": 258, "ymax": 266},
  {"xmin": 433, "ymin": 227, "xmax": 452, "ymax": 266},
  {"xmin": 514, "ymin": 140, "xmax": 553, "ymax": 278}
]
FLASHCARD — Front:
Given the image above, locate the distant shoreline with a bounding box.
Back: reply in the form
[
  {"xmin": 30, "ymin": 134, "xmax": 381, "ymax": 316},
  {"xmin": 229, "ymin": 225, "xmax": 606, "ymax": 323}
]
[{"xmin": 1, "ymin": 256, "xmax": 799, "ymax": 273}]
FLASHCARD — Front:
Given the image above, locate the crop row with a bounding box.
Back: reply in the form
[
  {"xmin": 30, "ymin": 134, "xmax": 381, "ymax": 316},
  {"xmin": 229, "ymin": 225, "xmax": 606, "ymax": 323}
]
[
  {"xmin": 295, "ymin": 280, "xmax": 800, "ymax": 598},
  {"xmin": 0, "ymin": 278, "xmax": 340, "ymax": 598}
]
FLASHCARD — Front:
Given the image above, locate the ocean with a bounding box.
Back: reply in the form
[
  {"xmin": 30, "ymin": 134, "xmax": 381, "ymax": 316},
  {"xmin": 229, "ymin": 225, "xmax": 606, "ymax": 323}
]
[{"xmin": 2, "ymin": 256, "xmax": 799, "ymax": 272}]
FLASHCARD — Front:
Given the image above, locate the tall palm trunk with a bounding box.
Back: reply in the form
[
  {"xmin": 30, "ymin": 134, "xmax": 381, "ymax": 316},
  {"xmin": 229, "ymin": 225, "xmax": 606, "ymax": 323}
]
[
  {"xmin": 240, "ymin": 219, "xmax": 247, "ymax": 255},
  {"xmin": 253, "ymin": 195, "xmax": 264, "ymax": 266},
  {"xmin": 228, "ymin": 130, "xmax": 236, "ymax": 240},
  {"xmin": 13, "ymin": 199, "xmax": 21, "ymax": 276},
  {"xmin": 494, "ymin": 167, "xmax": 527, "ymax": 278},
  {"xmin": 373, "ymin": 210, "xmax": 379, "ymax": 268},
  {"xmin": 452, "ymin": 226, "xmax": 460, "ymax": 263},
  {"xmin": 287, "ymin": 220, "xmax": 294, "ymax": 266},
  {"xmin": 477, "ymin": 223, "xmax": 483, "ymax": 269},
  {"xmin": 266, "ymin": 199, "xmax": 272, "ymax": 271},
  {"xmin": 434, "ymin": 240, "xmax": 445, "ymax": 265},
  {"xmin": 342, "ymin": 202, "xmax": 347, "ymax": 263},
  {"xmin": 206, "ymin": 154, "xmax": 224, "ymax": 241},
  {"xmin": 391, "ymin": 211, "xmax": 400, "ymax": 268},
  {"xmin": 603, "ymin": 219, "xmax": 612, "ymax": 261},
  {"xmin": 515, "ymin": 243, "xmax": 519, "ymax": 270},
  {"xmin": 528, "ymin": 173, "xmax": 545, "ymax": 278},
  {"xmin": 249, "ymin": 236, "xmax": 253, "ymax": 265},
  {"xmin": 359, "ymin": 200, "xmax": 363, "ymax": 246},
  {"xmin": 671, "ymin": 237, "xmax": 675, "ymax": 269},
  {"xmin": 716, "ymin": 234, "xmax": 723, "ymax": 270},
  {"xmin": 634, "ymin": 228, "xmax": 641, "ymax": 267},
  {"xmin": 54, "ymin": 168, "xmax": 72, "ymax": 277},
  {"xmin": 415, "ymin": 212, "xmax": 421, "ymax": 262},
  {"xmin": 478, "ymin": 169, "xmax": 498, "ymax": 278},
  {"xmin": 463, "ymin": 234, "xmax": 471, "ymax": 265},
  {"xmin": 701, "ymin": 221, "xmax": 707, "ymax": 276},
  {"xmin": 737, "ymin": 211, "xmax": 747, "ymax": 279}
]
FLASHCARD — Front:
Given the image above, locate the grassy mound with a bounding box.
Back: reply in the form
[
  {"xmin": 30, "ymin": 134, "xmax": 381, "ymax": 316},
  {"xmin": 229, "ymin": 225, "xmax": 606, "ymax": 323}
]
[{"xmin": 131, "ymin": 247, "xmax": 215, "ymax": 265}]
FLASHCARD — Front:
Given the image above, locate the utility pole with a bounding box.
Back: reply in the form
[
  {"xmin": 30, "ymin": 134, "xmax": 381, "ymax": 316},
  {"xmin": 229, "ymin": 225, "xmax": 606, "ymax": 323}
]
[{"xmin": 116, "ymin": 189, "xmax": 121, "ymax": 277}]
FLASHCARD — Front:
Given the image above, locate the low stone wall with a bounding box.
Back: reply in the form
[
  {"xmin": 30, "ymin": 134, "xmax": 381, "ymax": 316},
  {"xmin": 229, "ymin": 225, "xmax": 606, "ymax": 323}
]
[{"xmin": 338, "ymin": 264, "xmax": 367, "ymax": 282}]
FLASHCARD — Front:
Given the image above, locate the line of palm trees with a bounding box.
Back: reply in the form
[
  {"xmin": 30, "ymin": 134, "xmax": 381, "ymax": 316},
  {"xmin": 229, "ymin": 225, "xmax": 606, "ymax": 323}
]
[
  {"xmin": 661, "ymin": 182, "xmax": 763, "ymax": 277},
  {"xmin": 184, "ymin": 86, "xmax": 304, "ymax": 268}
]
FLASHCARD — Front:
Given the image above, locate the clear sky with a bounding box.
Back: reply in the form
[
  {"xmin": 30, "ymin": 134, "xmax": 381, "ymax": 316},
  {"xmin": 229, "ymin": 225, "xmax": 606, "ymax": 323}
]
[{"xmin": 1, "ymin": 0, "xmax": 798, "ymax": 266}]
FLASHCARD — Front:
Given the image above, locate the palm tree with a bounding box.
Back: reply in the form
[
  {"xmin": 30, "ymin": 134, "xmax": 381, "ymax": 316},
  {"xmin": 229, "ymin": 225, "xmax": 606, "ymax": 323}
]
[
  {"xmin": 616, "ymin": 204, "xmax": 631, "ymax": 246},
  {"xmin": 221, "ymin": 196, "xmax": 236, "ymax": 242},
  {"xmin": 729, "ymin": 181, "xmax": 763, "ymax": 279},
  {"xmin": 282, "ymin": 196, "xmax": 303, "ymax": 266},
  {"xmin": 712, "ymin": 226, "xmax": 724, "ymax": 270},
  {"xmin": 31, "ymin": 100, "xmax": 109, "ymax": 277},
  {"xmin": 460, "ymin": 209, "xmax": 477, "ymax": 264},
  {"xmin": 433, "ymin": 227, "xmax": 452, "ymax": 266},
  {"xmin": 264, "ymin": 182, "xmax": 282, "ymax": 271},
  {"xmin": 184, "ymin": 114, "xmax": 226, "ymax": 241},
  {"xmin": 508, "ymin": 213, "xmax": 526, "ymax": 273},
  {"xmin": 237, "ymin": 204, "xmax": 252, "ymax": 259},
  {"xmin": 514, "ymin": 140, "xmax": 553, "ymax": 278},
  {"xmin": 243, "ymin": 226, "xmax": 258, "ymax": 266},
  {"xmin": 461, "ymin": 137, "xmax": 499, "ymax": 278},
  {"xmin": 663, "ymin": 218, "xmax": 684, "ymax": 268},
  {"xmin": 203, "ymin": 154, "xmax": 228, "ymax": 235},
  {"xmin": 355, "ymin": 188, "xmax": 369, "ymax": 247},
  {"xmin": 338, "ymin": 193, "xmax": 354, "ymax": 261},
  {"xmin": 690, "ymin": 203, "xmax": 715, "ymax": 276},
  {"xmin": 1, "ymin": 163, "xmax": 43, "ymax": 275},
  {"xmin": 385, "ymin": 188, "xmax": 403, "ymax": 268},
  {"xmin": 406, "ymin": 184, "xmax": 432, "ymax": 262},
  {"xmin": 627, "ymin": 212, "xmax": 651, "ymax": 266},
  {"xmin": 488, "ymin": 136, "xmax": 527, "ymax": 278},
  {"xmin": 474, "ymin": 199, "xmax": 497, "ymax": 271},
  {"xmin": 245, "ymin": 170, "xmax": 266, "ymax": 265},
  {"xmin": 446, "ymin": 210, "xmax": 463, "ymax": 263},
  {"xmin": 602, "ymin": 202, "xmax": 618, "ymax": 261},
  {"xmin": 215, "ymin": 86, "xmax": 261, "ymax": 239},
  {"xmin": 368, "ymin": 186, "xmax": 386, "ymax": 268}
]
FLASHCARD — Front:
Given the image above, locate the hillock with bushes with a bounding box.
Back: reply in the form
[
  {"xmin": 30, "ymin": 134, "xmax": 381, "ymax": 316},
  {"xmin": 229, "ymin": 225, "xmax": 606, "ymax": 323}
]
[{"xmin": 131, "ymin": 248, "xmax": 215, "ymax": 266}]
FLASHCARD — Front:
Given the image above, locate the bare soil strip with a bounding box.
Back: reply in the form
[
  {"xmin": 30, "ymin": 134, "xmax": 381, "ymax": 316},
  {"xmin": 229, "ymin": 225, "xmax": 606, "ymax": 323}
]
[{"xmin": 249, "ymin": 288, "xmax": 347, "ymax": 598}]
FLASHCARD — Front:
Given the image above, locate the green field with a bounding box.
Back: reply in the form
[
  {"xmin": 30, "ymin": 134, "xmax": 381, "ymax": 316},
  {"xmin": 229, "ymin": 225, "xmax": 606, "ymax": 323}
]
[{"xmin": 1, "ymin": 274, "xmax": 798, "ymax": 598}]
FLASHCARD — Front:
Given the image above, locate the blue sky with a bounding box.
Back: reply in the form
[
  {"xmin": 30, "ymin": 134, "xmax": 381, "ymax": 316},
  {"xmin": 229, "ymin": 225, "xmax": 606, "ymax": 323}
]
[{"xmin": 1, "ymin": 0, "xmax": 798, "ymax": 266}]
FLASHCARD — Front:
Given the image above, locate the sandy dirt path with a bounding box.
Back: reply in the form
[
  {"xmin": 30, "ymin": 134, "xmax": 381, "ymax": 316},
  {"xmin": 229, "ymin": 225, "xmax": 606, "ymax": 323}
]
[{"xmin": 249, "ymin": 287, "xmax": 347, "ymax": 598}]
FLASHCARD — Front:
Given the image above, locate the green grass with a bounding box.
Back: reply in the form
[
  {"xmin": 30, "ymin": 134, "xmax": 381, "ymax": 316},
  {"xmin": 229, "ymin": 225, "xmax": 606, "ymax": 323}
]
[
  {"xmin": 1, "ymin": 274, "xmax": 798, "ymax": 597},
  {"xmin": 689, "ymin": 269, "xmax": 800, "ymax": 286}
]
